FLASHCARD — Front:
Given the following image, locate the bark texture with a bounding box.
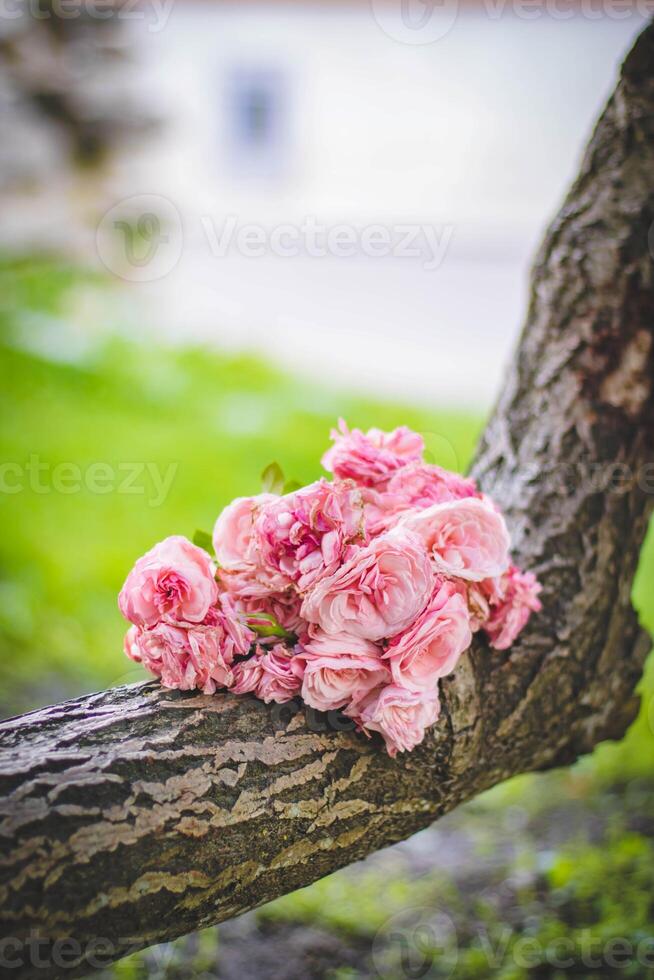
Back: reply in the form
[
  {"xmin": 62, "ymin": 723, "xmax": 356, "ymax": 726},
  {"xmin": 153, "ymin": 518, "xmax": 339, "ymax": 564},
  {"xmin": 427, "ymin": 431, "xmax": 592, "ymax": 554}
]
[{"xmin": 3, "ymin": 23, "xmax": 654, "ymax": 980}]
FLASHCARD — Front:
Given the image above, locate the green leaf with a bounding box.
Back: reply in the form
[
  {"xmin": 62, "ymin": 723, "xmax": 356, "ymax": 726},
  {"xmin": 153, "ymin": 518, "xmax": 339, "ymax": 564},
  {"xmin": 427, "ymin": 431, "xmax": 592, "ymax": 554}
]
[
  {"xmin": 246, "ymin": 612, "xmax": 296, "ymax": 642},
  {"xmin": 283, "ymin": 479, "xmax": 302, "ymax": 494},
  {"xmin": 193, "ymin": 529, "xmax": 214, "ymax": 555},
  {"xmin": 261, "ymin": 461, "xmax": 285, "ymax": 495}
]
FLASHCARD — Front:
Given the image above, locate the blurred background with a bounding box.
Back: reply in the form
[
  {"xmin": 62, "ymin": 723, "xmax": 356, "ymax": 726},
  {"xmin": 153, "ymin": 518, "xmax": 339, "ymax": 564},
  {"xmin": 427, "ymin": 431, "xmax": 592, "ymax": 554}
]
[{"xmin": 1, "ymin": 3, "xmax": 654, "ymax": 978}]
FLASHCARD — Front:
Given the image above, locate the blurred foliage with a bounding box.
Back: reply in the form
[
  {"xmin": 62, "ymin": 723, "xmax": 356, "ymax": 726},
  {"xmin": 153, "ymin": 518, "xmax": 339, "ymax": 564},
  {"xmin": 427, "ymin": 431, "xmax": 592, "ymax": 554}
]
[{"xmin": 1, "ymin": 254, "xmax": 653, "ymax": 979}]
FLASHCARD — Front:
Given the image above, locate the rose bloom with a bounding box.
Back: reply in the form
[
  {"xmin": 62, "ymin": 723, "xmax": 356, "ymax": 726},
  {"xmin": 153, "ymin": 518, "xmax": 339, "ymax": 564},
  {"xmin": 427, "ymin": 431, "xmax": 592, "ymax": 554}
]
[
  {"xmin": 231, "ymin": 644, "xmax": 304, "ymax": 703},
  {"xmin": 362, "ymin": 463, "xmax": 478, "ymax": 538},
  {"xmin": 321, "ymin": 419, "xmax": 424, "ymax": 488},
  {"xmin": 254, "ymin": 479, "xmax": 364, "ymax": 591},
  {"xmin": 473, "ymin": 566, "xmax": 542, "ymax": 650},
  {"xmin": 213, "ymin": 494, "xmax": 291, "ymax": 599},
  {"xmin": 346, "ymin": 685, "xmax": 441, "ymax": 757},
  {"xmin": 387, "ymin": 462, "xmax": 478, "ymax": 509},
  {"xmin": 467, "ymin": 574, "xmax": 504, "ymax": 631},
  {"xmin": 401, "ymin": 497, "xmax": 510, "ymax": 582},
  {"xmin": 296, "ymin": 629, "xmax": 389, "ymax": 712},
  {"xmin": 359, "ymin": 486, "xmax": 409, "ymax": 537},
  {"xmin": 301, "ymin": 529, "xmax": 433, "ymax": 641},
  {"xmin": 124, "ymin": 595, "xmax": 253, "ymax": 694},
  {"xmin": 384, "ymin": 579, "xmax": 472, "ymax": 692},
  {"xmin": 119, "ymin": 535, "xmax": 218, "ymax": 628},
  {"xmin": 241, "ymin": 590, "xmax": 304, "ymax": 641},
  {"xmin": 212, "ymin": 493, "xmax": 276, "ymax": 569}
]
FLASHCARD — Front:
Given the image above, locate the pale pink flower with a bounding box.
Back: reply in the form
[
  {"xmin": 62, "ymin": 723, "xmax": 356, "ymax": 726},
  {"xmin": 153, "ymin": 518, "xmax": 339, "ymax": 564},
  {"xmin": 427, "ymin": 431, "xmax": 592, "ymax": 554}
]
[
  {"xmin": 384, "ymin": 579, "xmax": 472, "ymax": 691},
  {"xmin": 119, "ymin": 535, "xmax": 218, "ymax": 628},
  {"xmin": 401, "ymin": 497, "xmax": 510, "ymax": 582},
  {"xmin": 124, "ymin": 595, "xmax": 253, "ymax": 694},
  {"xmin": 478, "ymin": 566, "xmax": 542, "ymax": 650},
  {"xmin": 231, "ymin": 645, "xmax": 304, "ymax": 703},
  {"xmin": 359, "ymin": 486, "xmax": 407, "ymax": 537},
  {"xmin": 212, "ymin": 493, "xmax": 276, "ymax": 570},
  {"xmin": 347, "ymin": 685, "xmax": 441, "ymax": 757},
  {"xmin": 229, "ymin": 653, "xmax": 264, "ymax": 696},
  {"xmin": 296, "ymin": 630, "xmax": 389, "ymax": 712},
  {"xmin": 466, "ymin": 575, "xmax": 504, "ymax": 632},
  {"xmin": 253, "ymin": 479, "xmax": 364, "ymax": 591},
  {"xmin": 387, "ymin": 462, "xmax": 478, "ymax": 509},
  {"xmin": 241, "ymin": 590, "xmax": 304, "ymax": 641},
  {"xmin": 301, "ymin": 529, "xmax": 433, "ymax": 641},
  {"xmin": 213, "ymin": 494, "xmax": 292, "ymax": 599},
  {"xmin": 322, "ymin": 419, "xmax": 424, "ymax": 488},
  {"xmin": 361, "ymin": 466, "xmax": 478, "ymax": 538},
  {"xmin": 217, "ymin": 564, "xmax": 290, "ymax": 600}
]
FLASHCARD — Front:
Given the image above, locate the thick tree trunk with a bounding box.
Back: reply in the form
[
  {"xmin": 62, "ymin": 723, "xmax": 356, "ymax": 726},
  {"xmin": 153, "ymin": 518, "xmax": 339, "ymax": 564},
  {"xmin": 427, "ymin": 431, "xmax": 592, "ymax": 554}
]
[{"xmin": 2, "ymin": 22, "xmax": 654, "ymax": 980}]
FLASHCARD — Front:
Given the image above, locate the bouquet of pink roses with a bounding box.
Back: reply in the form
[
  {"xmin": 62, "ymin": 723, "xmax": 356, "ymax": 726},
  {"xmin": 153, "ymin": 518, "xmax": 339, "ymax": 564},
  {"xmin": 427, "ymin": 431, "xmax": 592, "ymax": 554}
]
[{"xmin": 119, "ymin": 421, "xmax": 541, "ymax": 756}]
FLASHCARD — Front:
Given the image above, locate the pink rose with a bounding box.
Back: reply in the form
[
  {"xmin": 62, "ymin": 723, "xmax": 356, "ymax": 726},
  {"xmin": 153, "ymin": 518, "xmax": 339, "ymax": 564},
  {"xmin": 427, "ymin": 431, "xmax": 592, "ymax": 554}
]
[
  {"xmin": 119, "ymin": 535, "xmax": 218, "ymax": 628},
  {"xmin": 254, "ymin": 479, "xmax": 364, "ymax": 591},
  {"xmin": 401, "ymin": 497, "xmax": 510, "ymax": 582},
  {"xmin": 124, "ymin": 595, "xmax": 253, "ymax": 694},
  {"xmin": 361, "ymin": 466, "xmax": 478, "ymax": 539},
  {"xmin": 384, "ymin": 579, "xmax": 472, "ymax": 691},
  {"xmin": 387, "ymin": 462, "xmax": 478, "ymax": 509},
  {"xmin": 296, "ymin": 630, "xmax": 389, "ymax": 712},
  {"xmin": 322, "ymin": 419, "xmax": 424, "ymax": 488},
  {"xmin": 362, "ymin": 465, "xmax": 478, "ymax": 538},
  {"xmin": 231, "ymin": 644, "xmax": 304, "ymax": 703},
  {"xmin": 241, "ymin": 590, "xmax": 304, "ymax": 641},
  {"xmin": 212, "ymin": 493, "xmax": 276, "ymax": 570},
  {"xmin": 359, "ymin": 486, "xmax": 407, "ymax": 537},
  {"xmin": 229, "ymin": 652, "xmax": 264, "ymax": 696},
  {"xmin": 301, "ymin": 529, "xmax": 433, "ymax": 641},
  {"xmin": 347, "ymin": 685, "xmax": 441, "ymax": 757},
  {"xmin": 467, "ymin": 575, "xmax": 504, "ymax": 631},
  {"xmin": 217, "ymin": 565, "xmax": 290, "ymax": 600},
  {"xmin": 476, "ymin": 566, "xmax": 542, "ymax": 650},
  {"xmin": 213, "ymin": 494, "xmax": 291, "ymax": 598}
]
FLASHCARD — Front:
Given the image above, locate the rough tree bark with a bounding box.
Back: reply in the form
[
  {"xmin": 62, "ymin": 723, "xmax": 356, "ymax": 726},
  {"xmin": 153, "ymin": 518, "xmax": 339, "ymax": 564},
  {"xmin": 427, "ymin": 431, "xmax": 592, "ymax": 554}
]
[{"xmin": 2, "ymin": 22, "xmax": 654, "ymax": 980}]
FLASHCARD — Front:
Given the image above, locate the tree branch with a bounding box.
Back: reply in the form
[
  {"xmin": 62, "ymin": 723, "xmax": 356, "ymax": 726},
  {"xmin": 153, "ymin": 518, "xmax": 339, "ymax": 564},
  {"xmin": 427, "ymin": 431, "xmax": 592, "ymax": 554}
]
[{"xmin": 2, "ymin": 22, "xmax": 654, "ymax": 979}]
